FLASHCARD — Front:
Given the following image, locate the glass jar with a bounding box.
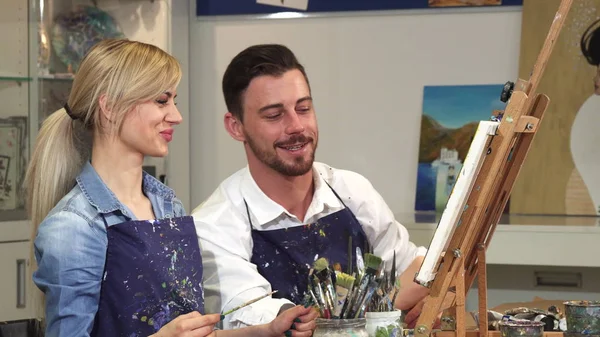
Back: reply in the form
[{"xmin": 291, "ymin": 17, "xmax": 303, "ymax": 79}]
[
  {"xmin": 564, "ymin": 300, "xmax": 600, "ymax": 334},
  {"xmin": 498, "ymin": 320, "xmax": 544, "ymax": 337},
  {"xmin": 313, "ymin": 318, "xmax": 369, "ymax": 337},
  {"xmin": 366, "ymin": 310, "xmax": 403, "ymax": 337}
]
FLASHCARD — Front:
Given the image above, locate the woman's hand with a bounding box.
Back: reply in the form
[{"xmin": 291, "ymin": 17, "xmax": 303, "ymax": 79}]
[
  {"xmin": 267, "ymin": 305, "xmax": 318, "ymax": 337},
  {"xmin": 151, "ymin": 311, "xmax": 221, "ymax": 337}
]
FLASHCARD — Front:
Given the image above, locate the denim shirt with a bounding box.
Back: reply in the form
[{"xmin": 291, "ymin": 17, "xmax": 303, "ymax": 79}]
[{"xmin": 32, "ymin": 162, "xmax": 186, "ymax": 337}]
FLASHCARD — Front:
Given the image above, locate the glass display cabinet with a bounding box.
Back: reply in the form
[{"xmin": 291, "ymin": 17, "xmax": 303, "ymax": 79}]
[{"xmin": 0, "ymin": 0, "xmax": 174, "ymax": 330}]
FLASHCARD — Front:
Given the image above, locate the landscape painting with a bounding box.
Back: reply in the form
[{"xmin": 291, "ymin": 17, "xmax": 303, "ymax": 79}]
[{"xmin": 415, "ymin": 84, "xmax": 506, "ymax": 212}]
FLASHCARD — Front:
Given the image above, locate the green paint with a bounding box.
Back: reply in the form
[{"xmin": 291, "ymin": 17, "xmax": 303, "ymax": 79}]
[{"xmin": 375, "ymin": 325, "xmax": 401, "ymax": 337}]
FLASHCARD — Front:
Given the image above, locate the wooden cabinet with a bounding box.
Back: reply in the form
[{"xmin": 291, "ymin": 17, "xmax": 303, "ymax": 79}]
[
  {"xmin": 0, "ymin": 0, "xmax": 36, "ymax": 324},
  {"xmin": 0, "ymin": 221, "xmax": 34, "ymax": 322},
  {"xmin": 0, "ymin": 238, "xmax": 34, "ymax": 322}
]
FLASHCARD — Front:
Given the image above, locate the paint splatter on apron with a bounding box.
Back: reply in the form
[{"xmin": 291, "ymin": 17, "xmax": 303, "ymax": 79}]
[
  {"xmin": 91, "ymin": 215, "xmax": 205, "ymax": 336},
  {"xmin": 248, "ymin": 184, "xmax": 369, "ymax": 304}
]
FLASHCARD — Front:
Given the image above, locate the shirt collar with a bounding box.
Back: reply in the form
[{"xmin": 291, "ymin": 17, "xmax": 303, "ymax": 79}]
[
  {"xmin": 76, "ymin": 161, "xmax": 174, "ymax": 215},
  {"xmin": 240, "ymin": 165, "xmax": 343, "ymax": 227}
]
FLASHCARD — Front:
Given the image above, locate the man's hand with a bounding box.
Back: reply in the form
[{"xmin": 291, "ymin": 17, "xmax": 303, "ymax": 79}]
[
  {"xmin": 267, "ymin": 305, "xmax": 318, "ymax": 337},
  {"xmin": 403, "ymin": 290, "xmax": 455, "ymax": 329},
  {"xmin": 394, "ymin": 256, "xmax": 430, "ymax": 311},
  {"xmin": 403, "ymin": 300, "xmax": 442, "ymax": 329}
]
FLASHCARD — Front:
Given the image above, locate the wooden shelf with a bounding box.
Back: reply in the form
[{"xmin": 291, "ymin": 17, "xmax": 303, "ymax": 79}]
[{"xmin": 0, "ymin": 74, "xmax": 74, "ymax": 83}]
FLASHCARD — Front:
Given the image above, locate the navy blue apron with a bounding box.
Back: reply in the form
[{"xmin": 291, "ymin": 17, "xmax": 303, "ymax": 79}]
[
  {"xmin": 248, "ymin": 183, "xmax": 369, "ymax": 305},
  {"xmin": 91, "ymin": 215, "xmax": 205, "ymax": 337}
]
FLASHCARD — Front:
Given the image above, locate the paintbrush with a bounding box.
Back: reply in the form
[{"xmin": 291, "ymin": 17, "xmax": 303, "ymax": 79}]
[
  {"xmin": 312, "ymin": 275, "xmax": 331, "ymax": 318},
  {"xmin": 309, "ymin": 268, "xmax": 331, "ymax": 318},
  {"xmin": 391, "ymin": 277, "xmax": 400, "ymax": 308},
  {"xmin": 340, "ymin": 272, "xmax": 358, "ymax": 319},
  {"xmin": 355, "ymin": 247, "xmax": 365, "ymax": 281},
  {"xmin": 332, "ymin": 271, "xmax": 355, "ymax": 318},
  {"xmin": 391, "ymin": 250, "xmax": 396, "ymax": 289},
  {"xmin": 347, "ymin": 236, "xmax": 353, "ymax": 275},
  {"xmin": 313, "ymin": 258, "xmax": 336, "ymax": 311},
  {"xmin": 355, "ymin": 278, "xmax": 380, "ymax": 318},
  {"xmin": 340, "ymin": 249, "xmax": 365, "ymax": 319},
  {"xmin": 221, "ymin": 291, "xmax": 278, "ymax": 316},
  {"xmin": 348, "ymin": 253, "xmax": 382, "ymax": 318}
]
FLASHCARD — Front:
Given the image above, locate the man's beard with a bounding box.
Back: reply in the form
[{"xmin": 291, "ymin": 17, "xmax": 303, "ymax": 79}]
[{"xmin": 246, "ymin": 133, "xmax": 316, "ymax": 176}]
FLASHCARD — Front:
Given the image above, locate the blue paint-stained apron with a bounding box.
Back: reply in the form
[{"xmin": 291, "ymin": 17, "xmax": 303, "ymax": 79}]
[
  {"xmin": 91, "ymin": 215, "xmax": 205, "ymax": 337},
  {"xmin": 248, "ymin": 184, "xmax": 369, "ymax": 304}
]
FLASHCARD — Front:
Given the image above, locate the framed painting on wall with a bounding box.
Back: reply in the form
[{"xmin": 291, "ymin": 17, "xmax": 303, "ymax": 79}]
[
  {"xmin": 0, "ymin": 116, "xmax": 28, "ymax": 220},
  {"xmin": 415, "ymin": 84, "xmax": 507, "ymax": 213},
  {"xmin": 196, "ymin": 0, "xmax": 523, "ymax": 16}
]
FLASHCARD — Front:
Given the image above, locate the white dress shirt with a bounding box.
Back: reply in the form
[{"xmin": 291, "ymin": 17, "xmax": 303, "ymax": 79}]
[{"xmin": 191, "ymin": 162, "xmax": 427, "ymax": 330}]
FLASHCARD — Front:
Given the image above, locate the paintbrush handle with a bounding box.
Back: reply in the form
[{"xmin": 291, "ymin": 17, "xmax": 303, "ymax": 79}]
[
  {"xmin": 221, "ymin": 291, "xmax": 278, "ymax": 316},
  {"xmin": 355, "ymin": 280, "xmax": 379, "ymax": 318}
]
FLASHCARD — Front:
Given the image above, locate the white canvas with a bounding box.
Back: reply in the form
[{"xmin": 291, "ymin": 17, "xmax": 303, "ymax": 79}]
[{"xmin": 415, "ymin": 121, "xmax": 499, "ymax": 286}]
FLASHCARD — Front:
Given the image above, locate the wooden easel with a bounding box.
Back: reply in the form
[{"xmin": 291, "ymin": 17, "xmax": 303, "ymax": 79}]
[{"xmin": 413, "ymin": 1, "xmax": 574, "ymax": 337}]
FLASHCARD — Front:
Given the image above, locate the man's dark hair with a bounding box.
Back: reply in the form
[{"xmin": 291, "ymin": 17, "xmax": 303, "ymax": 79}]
[
  {"xmin": 582, "ymin": 19, "xmax": 600, "ymax": 66},
  {"xmin": 222, "ymin": 44, "xmax": 310, "ymax": 121}
]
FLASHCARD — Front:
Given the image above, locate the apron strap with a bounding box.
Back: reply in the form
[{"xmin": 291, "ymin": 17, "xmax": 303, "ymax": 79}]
[
  {"xmin": 244, "ymin": 179, "xmax": 371, "ymax": 254},
  {"xmin": 100, "ymin": 213, "xmax": 108, "ymax": 230},
  {"xmin": 323, "ymin": 180, "xmax": 347, "ymax": 207},
  {"xmin": 243, "ymin": 199, "xmax": 253, "ymax": 228},
  {"xmin": 323, "ymin": 181, "xmax": 371, "ymax": 254}
]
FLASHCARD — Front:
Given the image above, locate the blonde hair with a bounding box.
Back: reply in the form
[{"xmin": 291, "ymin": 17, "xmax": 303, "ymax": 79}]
[{"xmin": 24, "ymin": 38, "xmax": 182, "ymax": 317}]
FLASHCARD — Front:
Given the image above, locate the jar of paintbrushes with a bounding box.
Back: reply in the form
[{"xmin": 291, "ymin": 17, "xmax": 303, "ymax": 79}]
[
  {"xmin": 313, "ymin": 318, "xmax": 368, "ymax": 337},
  {"xmin": 304, "ymin": 252, "xmax": 401, "ymax": 337},
  {"xmin": 365, "ymin": 310, "xmax": 403, "ymax": 337}
]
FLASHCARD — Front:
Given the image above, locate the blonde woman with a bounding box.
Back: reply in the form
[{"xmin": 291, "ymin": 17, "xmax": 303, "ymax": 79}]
[{"xmin": 25, "ymin": 39, "xmax": 317, "ymax": 337}]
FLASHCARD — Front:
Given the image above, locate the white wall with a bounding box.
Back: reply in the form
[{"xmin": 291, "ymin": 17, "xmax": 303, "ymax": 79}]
[
  {"xmin": 188, "ymin": 7, "xmax": 523, "ymax": 212},
  {"xmin": 167, "ymin": 0, "xmax": 192, "ymax": 211}
]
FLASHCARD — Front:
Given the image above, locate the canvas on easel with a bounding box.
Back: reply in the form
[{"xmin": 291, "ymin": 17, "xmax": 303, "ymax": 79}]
[
  {"xmin": 410, "ymin": 1, "xmax": 574, "ymax": 337},
  {"xmin": 415, "ymin": 120, "xmax": 499, "ymax": 287},
  {"xmin": 415, "ymin": 85, "xmax": 508, "ymax": 213}
]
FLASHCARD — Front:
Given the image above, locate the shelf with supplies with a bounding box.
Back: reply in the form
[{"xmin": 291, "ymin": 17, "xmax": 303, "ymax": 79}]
[
  {"xmin": 0, "ymin": 73, "xmax": 75, "ymax": 83},
  {"xmin": 399, "ymin": 212, "xmax": 600, "ymax": 268},
  {"xmin": 1, "ymin": 0, "xmax": 174, "ymax": 225}
]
